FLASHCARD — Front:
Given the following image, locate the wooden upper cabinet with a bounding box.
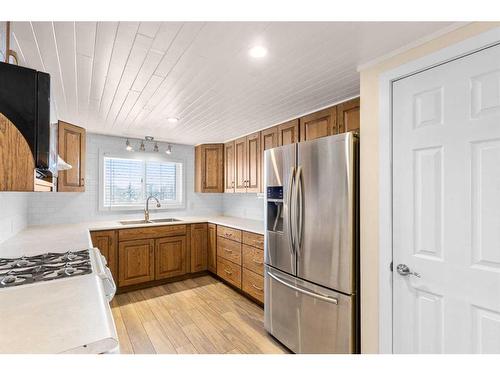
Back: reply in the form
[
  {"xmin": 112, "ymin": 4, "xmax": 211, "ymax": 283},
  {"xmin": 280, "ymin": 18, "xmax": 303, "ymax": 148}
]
[
  {"xmin": 57, "ymin": 120, "xmax": 86, "ymax": 192},
  {"xmin": 338, "ymin": 97, "xmax": 360, "ymax": 133},
  {"xmin": 190, "ymin": 223, "xmax": 208, "ymax": 273},
  {"xmin": 155, "ymin": 235, "xmax": 187, "ymax": 280},
  {"xmin": 90, "ymin": 230, "xmax": 118, "ymax": 281},
  {"xmin": 118, "ymin": 239, "xmax": 155, "ymax": 287},
  {"xmin": 195, "ymin": 144, "xmax": 224, "ymax": 193},
  {"xmin": 224, "ymin": 141, "xmax": 235, "ymax": 193},
  {"xmin": 246, "ymin": 131, "xmax": 261, "ymax": 193},
  {"xmin": 261, "ymin": 126, "xmax": 278, "ymax": 152},
  {"xmin": 234, "ymin": 136, "xmax": 247, "ymax": 193},
  {"xmin": 0, "ymin": 113, "xmax": 35, "ymax": 191},
  {"xmin": 300, "ymin": 106, "xmax": 337, "ymax": 142},
  {"xmin": 207, "ymin": 223, "xmax": 217, "ymax": 273},
  {"xmin": 278, "ymin": 119, "xmax": 299, "ymax": 146}
]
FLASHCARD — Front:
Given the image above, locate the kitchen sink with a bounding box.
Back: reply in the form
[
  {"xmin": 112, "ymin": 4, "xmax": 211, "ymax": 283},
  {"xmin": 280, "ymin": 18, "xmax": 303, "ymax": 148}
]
[
  {"xmin": 150, "ymin": 218, "xmax": 182, "ymax": 223},
  {"xmin": 119, "ymin": 218, "xmax": 182, "ymax": 225}
]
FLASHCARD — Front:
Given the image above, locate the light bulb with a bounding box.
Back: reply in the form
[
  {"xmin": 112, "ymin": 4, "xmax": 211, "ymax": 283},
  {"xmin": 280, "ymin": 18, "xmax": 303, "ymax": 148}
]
[
  {"xmin": 125, "ymin": 139, "xmax": 133, "ymax": 151},
  {"xmin": 165, "ymin": 144, "xmax": 172, "ymax": 155}
]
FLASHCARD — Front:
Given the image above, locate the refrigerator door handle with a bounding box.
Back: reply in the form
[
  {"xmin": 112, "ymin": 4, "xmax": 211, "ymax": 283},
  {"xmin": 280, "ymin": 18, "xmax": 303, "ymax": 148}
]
[
  {"xmin": 286, "ymin": 166, "xmax": 296, "ymax": 255},
  {"xmin": 295, "ymin": 166, "xmax": 304, "ymax": 254},
  {"xmin": 267, "ymin": 270, "xmax": 339, "ymax": 305}
]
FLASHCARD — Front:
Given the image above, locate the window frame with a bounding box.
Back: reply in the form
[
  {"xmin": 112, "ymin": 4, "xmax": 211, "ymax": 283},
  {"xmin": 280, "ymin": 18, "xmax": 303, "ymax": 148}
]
[{"xmin": 98, "ymin": 150, "xmax": 186, "ymax": 212}]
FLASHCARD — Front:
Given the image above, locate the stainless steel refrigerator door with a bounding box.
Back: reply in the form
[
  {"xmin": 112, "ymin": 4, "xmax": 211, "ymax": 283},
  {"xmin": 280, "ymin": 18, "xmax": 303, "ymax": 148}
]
[
  {"xmin": 264, "ymin": 144, "xmax": 297, "ymax": 275},
  {"xmin": 296, "ymin": 132, "xmax": 357, "ymax": 294},
  {"xmin": 264, "ymin": 265, "xmax": 355, "ymax": 354}
]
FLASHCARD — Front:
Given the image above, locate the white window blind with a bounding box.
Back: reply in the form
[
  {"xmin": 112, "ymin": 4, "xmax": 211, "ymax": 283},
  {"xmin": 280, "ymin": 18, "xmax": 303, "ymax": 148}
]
[{"xmin": 102, "ymin": 156, "xmax": 183, "ymax": 210}]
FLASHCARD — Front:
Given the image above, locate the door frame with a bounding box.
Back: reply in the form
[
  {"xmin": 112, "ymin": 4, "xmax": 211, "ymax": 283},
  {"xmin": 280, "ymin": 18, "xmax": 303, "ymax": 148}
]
[{"xmin": 377, "ymin": 26, "xmax": 500, "ymax": 353}]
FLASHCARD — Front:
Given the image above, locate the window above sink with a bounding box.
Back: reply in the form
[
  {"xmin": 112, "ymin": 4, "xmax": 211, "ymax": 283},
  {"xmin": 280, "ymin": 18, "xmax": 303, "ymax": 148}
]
[{"xmin": 99, "ymin": 151, "xmax": 185, "ymax": 211}]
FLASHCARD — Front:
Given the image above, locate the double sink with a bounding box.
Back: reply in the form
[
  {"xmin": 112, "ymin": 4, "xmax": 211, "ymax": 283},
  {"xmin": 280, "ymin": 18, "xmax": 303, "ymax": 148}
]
[{"xmin": 119, "ymin": 218, "xmax": 182, "ymax": 225}]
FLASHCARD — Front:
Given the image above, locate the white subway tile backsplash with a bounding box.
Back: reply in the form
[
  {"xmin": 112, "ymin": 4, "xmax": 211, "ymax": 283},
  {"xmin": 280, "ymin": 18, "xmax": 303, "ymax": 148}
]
[{"xmin": 0, "ymin": 192, "xmax": 29, "ymax": 244}]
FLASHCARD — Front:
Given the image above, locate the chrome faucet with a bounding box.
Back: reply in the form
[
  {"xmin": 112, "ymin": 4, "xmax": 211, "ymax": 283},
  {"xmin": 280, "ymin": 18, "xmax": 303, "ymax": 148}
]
[{"xmin": 145, "ymin": 195, "xmax": 161, "ymax": 222}]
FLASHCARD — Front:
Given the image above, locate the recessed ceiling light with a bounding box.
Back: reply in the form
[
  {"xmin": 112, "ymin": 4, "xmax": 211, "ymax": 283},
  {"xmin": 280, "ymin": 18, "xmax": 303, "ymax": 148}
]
[
  {"xmin": 249, "ymin": 45, "xmax": 267, "ymax": 59},
  {"xmin": 167, "ymin": 117, "xmax": 179, "ymax": 124}
]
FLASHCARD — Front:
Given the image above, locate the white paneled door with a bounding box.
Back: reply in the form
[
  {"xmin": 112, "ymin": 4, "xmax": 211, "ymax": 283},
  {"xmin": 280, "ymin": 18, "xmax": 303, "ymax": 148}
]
[{"xmin": 392, "ymin": 43, "xmax": 500, "ymax": 353}]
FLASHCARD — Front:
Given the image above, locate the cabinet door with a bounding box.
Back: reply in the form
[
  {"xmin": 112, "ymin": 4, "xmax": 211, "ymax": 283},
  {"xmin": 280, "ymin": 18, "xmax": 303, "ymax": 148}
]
[
  {"xmin": 224, "ymin": 141, "xmax": 235, "ymax": 193},
  {"xmin": 195, "ymin": 144, "xmax": 224, "ymax": 193},
  {"xmin": 57, "ymin": 120, "xmax": 86, "ymax": 192},
  {"xmin": 155, "ymin": 236, "xmax": 187, "ymax": 280},
  {"xmin": 207, "ymin": 223, "xmax": 217, "ymax": 273},
  {"xmin": 90, "ymin": 230, "xmax": 117, "ymax": 280},
  {"xmin": 191, "ymin": 223, "xmax": 208, "ymax": 272},
  {"xmin": 278, "ymin": 119, "xmax": 299, "ymax": 146},
  {"xmin": 234, "ymin": 136, "xmax": 247, "ymax": 193},
  {"xmin": 261, "ymin": 126, "xmax": 279, "ymax": 152},
  {"xmin": 299, "ymin": 106, "xmax": 337, "ymax": 142},
  {"xmin": 337, "ymin": 97, "xmax": 360, "ymax": 133},
  {"xmin": 118, "ymin": 239, "xmax": 155, "ymax": 287},
  {"xmin": 246, "ymin": 131, "xmax": 261, "ymax": 193}
]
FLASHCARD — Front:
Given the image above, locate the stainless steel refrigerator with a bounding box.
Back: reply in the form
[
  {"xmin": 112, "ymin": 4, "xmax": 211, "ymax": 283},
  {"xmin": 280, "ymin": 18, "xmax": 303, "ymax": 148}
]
[{"xmin": 263, "ymin": 132, "xmax": 359, "ymax": 354}]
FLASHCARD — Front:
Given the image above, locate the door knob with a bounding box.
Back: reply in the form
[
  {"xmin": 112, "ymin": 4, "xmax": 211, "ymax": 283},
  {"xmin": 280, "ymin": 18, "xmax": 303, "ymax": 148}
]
[{"xmin": 396, "ymin": 264, "xmax": 421, "ymax": 278}]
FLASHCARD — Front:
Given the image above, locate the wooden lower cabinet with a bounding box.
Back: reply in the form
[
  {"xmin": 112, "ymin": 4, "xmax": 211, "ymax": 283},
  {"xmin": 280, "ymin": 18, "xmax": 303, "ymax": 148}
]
[
  {"xmin": 118, "ymin": 239, "xmax": 155, "ymax": 287},
  {"xmin": 242, "ymin": 268, "xmax": 264, "ymax": 303},
  {"xmin": 90, "ymin": 230, "xmax": 118, "ymax": 280},
  {"xmin": 207, "ymin": 223, "xmax": 217, "ymax": 273},
  {"xmin": 242, "ymin": 244, "xmax": 264, "ymax": 276},
  {"xmin": 217, "ymin": 236, "xmax": 242, "ymax": 265},
  {"xmin": 190, "ymin": 223, "xmax": 208, "ymax": 273},
  {"xmin": 155, "ymin": 236, "xmax": 187, "ymax": 280},
  {"xmin": 217, "ymin": 256, "xmax": 241, "ymax": 288}
]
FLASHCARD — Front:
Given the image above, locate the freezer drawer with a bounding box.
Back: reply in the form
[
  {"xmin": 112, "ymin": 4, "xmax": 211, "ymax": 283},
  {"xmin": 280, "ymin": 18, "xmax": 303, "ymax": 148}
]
[{"xmin": 264, "ymin": 265, "xmax": 355, "ymax": 354}]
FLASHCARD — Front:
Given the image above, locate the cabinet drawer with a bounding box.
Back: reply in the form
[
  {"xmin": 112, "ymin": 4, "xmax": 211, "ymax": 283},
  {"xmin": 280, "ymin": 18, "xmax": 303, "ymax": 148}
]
[
  {"xmin": 242, "ymin": 231, "xmax": 264, "ymax": 250},
  {"xmin": 217, "ymin": 237, "xmax": 242, "ymax": 265},
  {"xmin": 217, "ymin": 225, "xmax": 242, "ymax": 242},
  {"xmin": 242, "ymin": 244, "xmax": 264, "ymax": 276},
  {"xmin": 217, "ymin": 257, "xmax": 241, "ymax": 288},
  {"xmin": 119, "ymin": 224, "xmax": 187, "ymax": 241},
  {"xmin": 242, "ymin": 268, "xmax": 264, "ymax": 303}
]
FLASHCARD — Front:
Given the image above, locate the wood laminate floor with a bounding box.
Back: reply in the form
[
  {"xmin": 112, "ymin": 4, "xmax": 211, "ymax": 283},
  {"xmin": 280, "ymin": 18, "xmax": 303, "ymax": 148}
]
[{"xmin": 111, "ymin": 275, "xmax": 289, "ymax": 354}]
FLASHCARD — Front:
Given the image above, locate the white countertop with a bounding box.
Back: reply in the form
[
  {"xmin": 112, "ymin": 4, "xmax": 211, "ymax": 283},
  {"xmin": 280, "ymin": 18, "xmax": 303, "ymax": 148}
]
[{"xmin": 0, "ymin": 215, "xmax": 264, "ymax": 258}]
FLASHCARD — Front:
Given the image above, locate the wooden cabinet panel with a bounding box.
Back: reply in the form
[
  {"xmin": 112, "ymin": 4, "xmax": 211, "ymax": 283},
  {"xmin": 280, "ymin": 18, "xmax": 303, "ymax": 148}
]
[
  {"xmin": 242, "ymin": 231, "xmax": 264, "ymax": 250},
  {"xmin": 57, "ymin": 120, "xmax": 86, "ymax": 192},
  {"xmin": 217, "ymin": 257, "xmax": 241, "ymax": 289},
  {"xmin": 90, "ymin": 230, "xmax": 118, "ymax": 280},
  {"xmin": 278, "ymin": 119, "xmax": 299, "ymax": 146},
  {"xmin": 217, "ymin": 237, "xmax": 242, "ymax": 265},
  {"xmin": 118, "ymin": 239, "xmax": 155, "ymax": 287},
  {"xmin": 242, "ymin": 269, "xmax": 264, "ymax": 303},
  {"xmin": 119, "ymin": 224, "xmax": 187, "ymax": 241},
  {"xmin": 155, "ymin": 236, "xmax": 187, "ymax": 280},
  {"xmin": 195, "ymin": 144, "xmax": 224, "ymax": 193},
  {"xmin": 338, "ymin": 97, "xmax": 360, "ymax": 133},
  {"xmin": 299, "ymin": 106, "xmax": 337, "ymax": 142},
  {"xmin": 190, "ymin": 223, "xmax": 208, "ymax": 273},
  {"xmin": 246, "ymin": 131, "xmax": 261, "ymax": 193},
  {"xmin": 261, "ymin": 126, "xmax": 279, "ymax": 152},
  {"xmin": 0, "ymin": 113, "xmax": 35, "ymax": 191},
  {"xmin": 217, "ymin": 225, "xmax": 242, "ymax": 242},
  {"xmin": 224, "ymin": 141, "xmax": 235, "ymax": 193},
  {"xmin": 242, "ymin": 244, "xmax": 264, "ymax": 276},
  {"xmin": 234, "ymin": 136, "xmax": 247, "ymax": 193},
  {"xmin": 207, "ymin": 223, "xmax": 217, "ymax": 273}
]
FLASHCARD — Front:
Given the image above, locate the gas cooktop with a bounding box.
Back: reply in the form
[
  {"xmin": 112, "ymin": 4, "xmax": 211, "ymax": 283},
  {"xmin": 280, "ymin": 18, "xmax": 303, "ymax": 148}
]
[{"xmin": 0, "ymin": 250, "xmax": 92, "ymax": 288}]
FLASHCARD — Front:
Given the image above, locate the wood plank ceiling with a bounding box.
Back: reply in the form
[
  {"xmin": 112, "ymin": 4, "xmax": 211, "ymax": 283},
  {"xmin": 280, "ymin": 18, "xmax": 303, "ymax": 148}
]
[{"xmin": 11, "ymin": 21, "xmax": 453, "ymax": 145}]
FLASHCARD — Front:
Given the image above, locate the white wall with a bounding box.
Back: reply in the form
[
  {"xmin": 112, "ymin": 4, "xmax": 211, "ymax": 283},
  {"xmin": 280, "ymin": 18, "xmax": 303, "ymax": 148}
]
[
  {"xmin": 0, "ymin": 192, "xmax": 29, "ymax": 243},
  {"xmin": 28, "ymin": 133, "xmax": 223, "ymax": 225},
  {"xmin": 221, "ymin": 193, "xmax": 264, "ymax": 221}
]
